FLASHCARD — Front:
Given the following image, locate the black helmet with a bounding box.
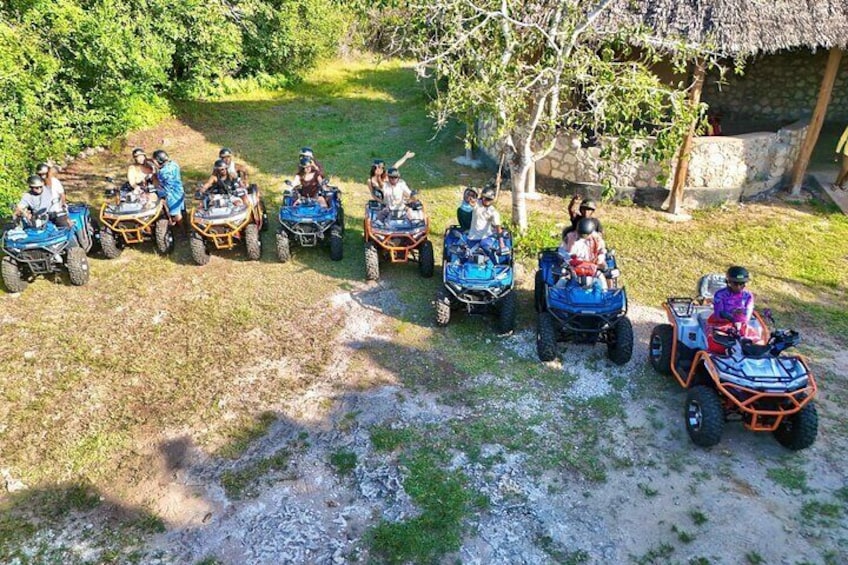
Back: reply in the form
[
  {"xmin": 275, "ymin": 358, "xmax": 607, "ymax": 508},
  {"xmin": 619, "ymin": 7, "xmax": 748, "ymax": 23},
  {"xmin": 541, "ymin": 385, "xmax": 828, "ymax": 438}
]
[
  {"xmin": 28, "ymin": 174, "xmax": 45, "ymax": 189},
  {"xmin": 152, "ymin": 150, "xmax": 169, "ymax": 165},
  {"xmin": 726, "ymin": 266, "xmax": 750, "ymax": 284},
  {"xmin": 463, "ymin": 187, "xmax": 478, "ymax": 199},
  {"xmin": 577, "ymin": 217, "xmax": 596, "ymax": 236},
  {"xmin": 386, "ymin": 167, "xmax": 400, "ymax": 178},
  {"xmin": 481, "ymin": 186, "xmax": 496, "ymax": 200},
  {"xmin": 300, "ymin": 146, "xmax": 314, "ymax": 158},
  {"xmin": 219, "ymin": 147, "xmax": 233, "ymax": 158},
  {"xmin": 214, "ymin": 159, "xmax": 227, "ymax": 171},
  {"xmin": 35, "ymin": 163, "xmax": 49, "ymax": 176},
  {"xmin": 372, "ymin": 159, "xmax": 385, "ymax": 167},
  {"xmin": 299, "ymin": 156, "xmax": 313, "ymax": 168},
  {"xmin": 131, "ymin": 147, "xmax": 146, "ymax": 158},
  {"xmin": 580, "ymin": 199, "xmax": 597, "ymax": 211}
]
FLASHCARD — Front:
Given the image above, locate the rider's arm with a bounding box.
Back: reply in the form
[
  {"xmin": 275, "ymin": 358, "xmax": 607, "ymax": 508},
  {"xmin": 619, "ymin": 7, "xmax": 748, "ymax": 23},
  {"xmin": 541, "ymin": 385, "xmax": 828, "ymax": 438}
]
[
  {"xmin": 568, "ymin": 195, "xmax": 581, "ymax": 220},
  {"xmin": 199, "ymin": 175, "xmax": 216, "ymax": 193},
  {"xmin": 392, "ymin": 151, "xmax": 415, "ymax": 169},
  {"xmin": 235, "ymin": 163, "xmax": 249, "ymax": 182}
]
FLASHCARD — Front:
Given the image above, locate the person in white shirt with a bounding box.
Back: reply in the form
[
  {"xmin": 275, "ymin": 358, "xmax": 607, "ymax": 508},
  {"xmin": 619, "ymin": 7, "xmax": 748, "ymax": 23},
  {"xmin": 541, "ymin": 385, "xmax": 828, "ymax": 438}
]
[
  {"xmin": 13, "ymin": 175, "xmax": 70, "ymax": 228},
  {"xmin": 377, "ymin": 167, "xmax": 418, "ymax": 221},
  {"xmin": 466, "ymin": 186, "xmax": 506, "ymax": 262},
  {"xmin": 558, "ymin": 218, "xmax": 608, "ymax": 289},
  {"xmin": 35, "ymin": 163, "xmax": 66, "ymax": 212}
]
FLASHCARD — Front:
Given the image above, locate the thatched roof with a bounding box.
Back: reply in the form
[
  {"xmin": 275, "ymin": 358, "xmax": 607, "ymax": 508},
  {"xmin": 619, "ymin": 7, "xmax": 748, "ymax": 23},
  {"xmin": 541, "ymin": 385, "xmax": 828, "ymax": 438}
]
[{"xmin": 599, "ymin": 0, "xmax": 848, "ymax": 56}]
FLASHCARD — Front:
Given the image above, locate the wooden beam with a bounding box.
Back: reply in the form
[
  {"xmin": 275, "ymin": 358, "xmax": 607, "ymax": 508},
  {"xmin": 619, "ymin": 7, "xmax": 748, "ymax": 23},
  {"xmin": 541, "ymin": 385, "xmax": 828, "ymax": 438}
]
[
  {"xmin": 789, "ymin": 48, "xmax": 843, "ymax": 195},
  {"xmin": 668, "ymin": 60, "xmax": 706, "ymax": 215}
]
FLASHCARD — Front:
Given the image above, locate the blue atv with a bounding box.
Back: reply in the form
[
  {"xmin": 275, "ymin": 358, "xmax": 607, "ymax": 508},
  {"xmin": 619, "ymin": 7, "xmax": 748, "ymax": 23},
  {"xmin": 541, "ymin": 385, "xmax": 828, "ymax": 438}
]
[
  {"xmin": 650, "ymin": 274, "xmax": 818, "ymax": 450},
  {"xmin": 276, "ymin": 179, "xmax": 344, "ymax": 263},
  {"xmin": 534, "ymin": 248, "xmax": 632, "ymax": 364},
  {"xmin": 1, "ymin": 204, "xmax": 96, "ymax": 293},
  {"xmin": 434, "ymin": 227, "xmax": 516, "ymax": 334}
]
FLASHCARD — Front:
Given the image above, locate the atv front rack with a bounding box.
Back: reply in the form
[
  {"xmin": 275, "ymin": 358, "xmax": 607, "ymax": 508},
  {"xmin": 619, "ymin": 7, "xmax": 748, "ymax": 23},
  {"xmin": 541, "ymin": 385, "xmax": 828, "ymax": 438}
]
[{"xmin": 99, "ymin": 201, "xmax": 164, "ymax": 244}]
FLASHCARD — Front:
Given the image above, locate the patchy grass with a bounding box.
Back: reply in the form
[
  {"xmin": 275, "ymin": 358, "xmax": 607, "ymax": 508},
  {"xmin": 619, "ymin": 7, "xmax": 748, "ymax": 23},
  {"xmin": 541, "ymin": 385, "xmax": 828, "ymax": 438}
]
[
  {"xmin": 689, "ymin": 509, "xmax": 709, "ymax": 526},
  {"xmin": 800, "ymin": 500, "xmax": 843, "ymax": 528},
  {"xmin": 220, "ymin": 448, "xmax": 294, "ymax": 499},
  {"xmin": 370, "ymin": 426, "xmax": 417, "ymax": 452},
  {"xmin": 329, "ymin": 450, "xmax": 357, "ymax": 477},
  {"xmin": 216, "ymin": 411, "xmax": 278, "ymax": 460},
  {"xmin": 766, "ymin": 465, "xmax": 810, "ymax": 493}
]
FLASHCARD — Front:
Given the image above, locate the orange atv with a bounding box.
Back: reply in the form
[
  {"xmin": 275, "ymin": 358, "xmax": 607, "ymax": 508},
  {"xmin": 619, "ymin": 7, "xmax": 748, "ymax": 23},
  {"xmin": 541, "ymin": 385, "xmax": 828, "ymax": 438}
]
[
  {"xmin": 188, "ymin": 181, "xmax": 265, "ymax": 265},
  {"xmin": 363, "ymin": 191, "xmax": 434, "ymax": 281},
  {"xmin": 98, "ymin": 178, "xmax": 175, "ymax": 258}
]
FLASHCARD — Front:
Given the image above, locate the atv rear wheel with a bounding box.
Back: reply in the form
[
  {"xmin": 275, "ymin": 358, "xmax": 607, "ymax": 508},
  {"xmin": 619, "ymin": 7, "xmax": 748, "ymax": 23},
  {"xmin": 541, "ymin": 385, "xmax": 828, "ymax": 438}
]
[
  {"xmin": 685, "ymin": 386, "xmax": 724, "ymax": 448},
  {"xmin": 365, "ymin": 242, "xmax": 380, "ymax": 281},
  {"xmin": 245, "ymin": 223, "xmax": 262, "ymax": 261},
  {"xmin": 537, "ymin": 312, "xmax": 558, "ymax": 362},
  {"xmin": 336, "ymin": 204, "xmax": 345, "ymax": 233},
  {"xmin": 329, "ymin": 224, "xmax": 343, "ymax": 261},
  {"xmin": 66, "ymin": 247, "xmax": 89, "ymax": 286},
  {"xmin": 649, "ymin": 324, "xmax": 674, "ymax": 375},
  {"xmin": 276, "ymin": 231, "xmax": 291, "ymax": 263},
  {"xmin": 259, "ymin": 198, "xmax": 269, "ymax": 232},
  {"xmin": 534, "ymin": 270, "xmax": 547, "ymax": 313},
  {"xmin": 607, "ymin": 316, "xmax": 634, "ymax": 365},
  {"xmin": 773, "ymin": 403, "xmax": 818, "ymax": 451},
  {"xmin": 154, "ymin": 218, "xmax": 174, "ymax": 255},
  {"xmin": 418, "ymin": 240, "xmax": 434, "ymax": 278},
  {"xmin": 100, "ymin": 228, "xmax": 122, "ymax": 259},
  {"xmin": 189, "ymin": 232, "xmax": 210, "ymax": 266},
  {"xmin": 1, "ymin": 256, "xmax": 27, "ymax": 293},
  {"xmin": 497, "ymin": 291, "xmax": 517, "ymax": 335},
  {"xmin": 434, "ymin": 288, "xmax": 452, "ymax": 327}
]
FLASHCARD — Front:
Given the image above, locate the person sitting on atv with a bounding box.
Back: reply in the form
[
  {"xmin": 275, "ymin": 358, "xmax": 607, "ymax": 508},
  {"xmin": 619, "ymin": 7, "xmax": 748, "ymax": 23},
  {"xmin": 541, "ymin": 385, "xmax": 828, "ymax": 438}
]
[
  {"xmin": 367, "ymin": 151, "xmax": 416, "ymax": 199},
  {"xmin": 292, "ymin": 156, "xmax": 327, "ymax": 208},
  {"xmin": 299, "ymin": 147, "xmax": 326, "ymax": 178},
  {"xmin": 466, "ymin": 186, "xmax": 507, "ymax": 263},
  {"xmin": 127, "ymin": 148, "xmax": 158, "ymax": 191},
  {"xmin": 199, "ymin": 159, "xmax": 242, "ymax": 196},
  {"xmin": 152, "ymin": 149, "xmax": 185, "ymax": 226},
  {"xmin": 706, "ymin": 266, "xmax": 760, "ymax": 353},
  {"xmin": 35, "ymin": 163, "xmax": 67, "ymax": 209},
  {"xmin": 457, "ymin": 187, "xmax": 478, "ymax": 232},
  {"xmin": 566, "ymin": 196, "xmax": 603, "ymax": 235},
  {"xmin": 13, "ymin": 174, "xmax": 71, "ymax": 229},
  {"xmin": 218, "ymin": 147, "xmax": 249, "ymax": 183},
  {"xmin": 376, "ymin": 167, "xmax": 418, "ymax": 222},
  {"xmin": 558, "ymin": 217, "xmax": 608, "ymax": 289}
]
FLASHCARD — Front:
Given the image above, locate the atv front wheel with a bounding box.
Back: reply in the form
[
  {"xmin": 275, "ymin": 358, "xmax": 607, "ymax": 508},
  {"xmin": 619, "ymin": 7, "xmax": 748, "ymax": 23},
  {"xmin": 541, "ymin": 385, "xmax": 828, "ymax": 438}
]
[
  {"xmin": 66, "ymin": 247, "xmax": 90, "ymax": 286},
  {"xmin": 365, "ymin": 242, "xmax": 380, "ymax": 281},
  {"xmin": 259, "ymin": 198, "xmax": 269, "ymax": 232},
  {"xmin": 773, "ymin": 403, "xmax": 818, "ymax": 451},
  {"xmin": 607, "ymin": 316, "xmax": 634, "ymax": 365},
  {"xmin": 154, "ymin": 218, "xmax": 174, "ymax": 255},
  {"xmin": 534, "ymin": 270, "xmax": 547, "ymax": 313},
  {"xmin": 1, "ymin": 256, "xmax": 27, "ymax": 293},
  {"xmin": 329, "ymin": 224, "xmax": 343, "ymax": 261},
  {"xmin": 100, "ymin": 229, "xmax": 122, "ymax": 259},
  {"xmin": 276, "ymin": 231, "xmax": 291, "ymax": 263},
  {"xmin": 685, "ymin": 386, "xmax": 724, "ymax": 448},
  {"xmin": 337, "ymin": 204, "xmax": 345, "ymax": 232},
  {"xmin": 245, "ymin": 224, "xmax": 262, "ymax": 261},
  {"xmin": 649, "ymin": 324, "xmax": 674, "ymax": 375},
  {"xmin": 189, "ymin": 232, "xmax": 210, "ymax": 266},
  {"xmin": 537, "ymin": 312, "xmax": 558, "ymax": 362},
  {"xmin": 497, "ymin": 291, "xmax": 517, "ymax": 335},
  {"xmin": 434, "ymin": 288, "xmax": 452, "ymax": 327},
  {"xmin": 419, "ymin": 240, "xmax": 434, "ymax": 278}
]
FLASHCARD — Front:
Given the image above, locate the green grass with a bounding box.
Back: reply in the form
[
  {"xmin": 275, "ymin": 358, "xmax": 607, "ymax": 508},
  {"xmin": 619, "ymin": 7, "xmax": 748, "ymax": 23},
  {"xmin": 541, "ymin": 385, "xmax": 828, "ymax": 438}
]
[
  {"xmin": 220, "ymin": 448, "xmax": 293, "ymax": 499},
  {"xmin": 329, "ymin": 450, "xmax": 357, "ymax": 476},
  {"xmin": 370, "ymin": 426, "xmax": 417, "ymax": 452},
  {"xmin": 216, "ymin": 411, "xmax": 278, "ymax": 460},
  {"xmin": 766, "ymin": 466, "xmax": 810, "ymax": 493},
  {"xmin": 800, "ymin": 500, "xmax": 843, "ymax": 528}
]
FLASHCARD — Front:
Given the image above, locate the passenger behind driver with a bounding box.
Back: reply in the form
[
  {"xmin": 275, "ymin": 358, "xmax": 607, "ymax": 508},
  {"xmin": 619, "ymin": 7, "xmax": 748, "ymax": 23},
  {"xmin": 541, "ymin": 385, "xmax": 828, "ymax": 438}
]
[
  {"xmin": 218, "ymin": 147, "xmax": 249, "ymax": 182},
  {"xmin": 457, "ymin": 187, "xmax": 478, "ymax": 232},
  {"xmin": 466, "ymin": 186, "xmax": 506, "ymax": 263},
  {"xmin": 558, "ymin": 218, "xmax": 608, "ymax": 289},
  {"xmin": 126, "ymin": 148, "xmax": 158, "ymax": 191}
]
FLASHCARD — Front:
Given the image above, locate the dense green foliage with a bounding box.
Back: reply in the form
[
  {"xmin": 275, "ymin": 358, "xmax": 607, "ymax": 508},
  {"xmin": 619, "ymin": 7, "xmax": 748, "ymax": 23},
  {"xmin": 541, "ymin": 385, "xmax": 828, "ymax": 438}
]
[{"xmin": 0, "ymin": 0, "xmax": 349, "ymax": 209}]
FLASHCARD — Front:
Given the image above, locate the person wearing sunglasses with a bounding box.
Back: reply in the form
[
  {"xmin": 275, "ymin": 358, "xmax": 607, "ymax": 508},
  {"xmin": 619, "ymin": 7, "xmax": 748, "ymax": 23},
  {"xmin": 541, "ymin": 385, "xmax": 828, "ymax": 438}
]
[
  {"xmin": 367, "ymin": 151, "xmax": 415, "ymax": 199},
  {"xmin": 713, "ymin": 266, "xmax": 754, "ymax": 325}
]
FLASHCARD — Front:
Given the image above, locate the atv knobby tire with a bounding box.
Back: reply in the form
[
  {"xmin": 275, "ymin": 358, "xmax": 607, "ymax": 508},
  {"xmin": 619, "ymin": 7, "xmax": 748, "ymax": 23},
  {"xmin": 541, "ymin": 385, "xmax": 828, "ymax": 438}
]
[
  {"xmin": 773, "ymin": 403, "xmax": 818, "ymax": 451},
  {"xmin": 537, "ymin": 311, "xmax": 558, "ymax": 362},
  {"xmin": 365, "ymin": 242, "xmax": 380, "ymax": 281},
  {"xmin": 607, "ymin": 316, "xmax": 634, "ymax": 365},
  {"xmin": 66, "ymin": 247, "xmax": 89, "ymax": 286},
  {"xmin": 685, "ymin": 386, "xmax": 724, "ymax": 448},
  {"xmin": 154, "ymin": 218, "xmax": 174, "ymax": 255},
  {"xmin": 245, "ymin": 223, "xmax": 262, "ymax": 261},
  {"xmin": 276, "ymin": 231, "xmax": 291, "ymax": 263},
  {"xmin": 649, "ymin": 324, "xmax": 674, "ymax": 375},
  {"xmin": 434, "ymin": 288, "xmax": 452, "ymax": 327},
  {"xmin": 259, "ymin": 198, "xmax": 269, "ymax": 232},
  {"xmin": 337, "ymin": 204, "xmax": 345, "ymax": 232},
  {"xmin": 534, "ymin": 270, "xmax": 547, "ymax": 313},
  {"xmin": 100, "ymin": 229, "xmax": 122, "ymax": 259},
  {"xmin": 1, "ymin": 256, "xmax": 27, "ymax": 293},
  {"xmin": 189, "ymin": 232, "xmax": 210, "ymax": 266},
  {"xmin": 329, "ymin": 224, "xmax": 343, "ymax": 261},
  {"xmin": 418, "ymin": 240, "xmax": 434, "ymax": 278},
  {"xmin": 497, "ymin": 291, "xmax": 517, "ymax": 335}
]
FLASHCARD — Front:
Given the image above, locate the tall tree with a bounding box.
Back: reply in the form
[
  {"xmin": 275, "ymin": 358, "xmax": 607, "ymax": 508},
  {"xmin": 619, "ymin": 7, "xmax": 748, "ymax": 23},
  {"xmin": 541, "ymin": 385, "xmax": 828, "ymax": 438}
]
[{"xmin": 401, "ymin": 0, "xmax": 714, "ymax": 230}]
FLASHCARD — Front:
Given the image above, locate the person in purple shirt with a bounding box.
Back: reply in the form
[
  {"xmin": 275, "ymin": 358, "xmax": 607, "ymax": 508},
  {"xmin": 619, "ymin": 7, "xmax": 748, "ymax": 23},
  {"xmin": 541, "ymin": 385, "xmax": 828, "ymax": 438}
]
[{"xmin": 712, "ymin": 266, "xmax": 754, "ymax": 324}]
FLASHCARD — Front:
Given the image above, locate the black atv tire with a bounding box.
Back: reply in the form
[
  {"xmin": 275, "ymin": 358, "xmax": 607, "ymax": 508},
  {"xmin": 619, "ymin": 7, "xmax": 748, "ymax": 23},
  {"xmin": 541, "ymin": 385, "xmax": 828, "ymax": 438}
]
[
  {"xmin": 773, "ymin": 403, "xmax": 818, "ymax": 451},
  {"xmin": 245, "ymin": 223, "xmax": 262, "ymax": 261},
  {"xmin": 418, "ymin": 240, "xmax": 435, "ymax": 278},
  {"xmin": 189, "ymin": 232, "xmax": 210, "ymax": 266},
  {"xmin": 534, "ymin": 270, "xmax": 547, "ymax": 313},
  {"xmin": 329, "ymin": 224, "xmax": 343, "ymax": 262},
  {"xmin": 365, "ymin": 241, "xmax": 380, "ymax": 281},
  {"xmin": 497, "ymin": 291, "xmax": 517, "ymax": 335},
  {"xmin": 66, "ymin": 247, "xmax": 89, "ymax": 286},
  {"xmin": 100, "ymin": 228, "xmax": 122, "ymax": 259},
  {"xmin": 1, "ymin": 256, "xmax": 27, "ymax": 293},
  {"xmin": 87, "ymin": 214, "xmax": 101, "ymax": 254},
  {"xmin": 336, "ymin": 204, "xmax": 345, "ymax": 233},
  {"xmin": 685, "ymin": 386, "xmax": 724, "ymax": 448},
  {"xmin": 259, "ymin": 198, "xmax": 269, "ymax": 232},
  {"xmin": 434, "ymin": 287, "xmax": 452, "ymax": 327},
  {"xmin": 537, "ymin": 311, "xmax": 558, "ymax": 362},
  {"xmin": 649, "ymin": 324, "xmax": 674, "ymax": 375},
  {"xmin": 154, "ymin": 218, "xmax": 174, "ymax": 255},
  {"xmin": 607, "ymin": 315, "xmax": 634, "ymax": 365},
  {"xmin": 276, "ymin": 231, "xmax": 291, "ymax": 263}
]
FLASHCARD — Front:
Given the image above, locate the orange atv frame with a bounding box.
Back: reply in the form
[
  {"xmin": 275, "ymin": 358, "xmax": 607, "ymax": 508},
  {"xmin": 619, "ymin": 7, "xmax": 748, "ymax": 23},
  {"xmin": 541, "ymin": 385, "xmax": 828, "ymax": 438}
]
[
  {"xmin": 661, "ymin": 302, "xmax": 818, "ymax": 432},
  {"xmin": 189, "ymin": 202, "xmax": 261, "ymax": 250},
  {"xmin": 363, "ymin": 203, "xmax": 430, "ymax": 262},
  {"xmin": 99, "ymin": 197, "xmax": 166, "ymax": 245}
]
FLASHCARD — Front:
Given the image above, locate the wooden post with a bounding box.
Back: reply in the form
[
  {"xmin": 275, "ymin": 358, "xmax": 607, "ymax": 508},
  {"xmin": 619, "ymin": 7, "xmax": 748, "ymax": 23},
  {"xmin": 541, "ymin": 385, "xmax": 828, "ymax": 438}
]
[
  {"xmin": 789, "ymin": 47, "xmax": 843, "ymax": 195},
  {"xmin": 668, "ymin": 60, "xmax": 706, "ymax": 215}
]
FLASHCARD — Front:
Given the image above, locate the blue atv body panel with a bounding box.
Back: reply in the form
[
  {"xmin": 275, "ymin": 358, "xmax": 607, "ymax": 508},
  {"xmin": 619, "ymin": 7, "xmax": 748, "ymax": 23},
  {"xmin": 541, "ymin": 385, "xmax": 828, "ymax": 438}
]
[
  {"xmin": 277, "ymin": 188, "xmax": 342, "ymax": 247},
  {"xmin": 441, "ymin": 227, "xmax": 514, "ymax": 307}
]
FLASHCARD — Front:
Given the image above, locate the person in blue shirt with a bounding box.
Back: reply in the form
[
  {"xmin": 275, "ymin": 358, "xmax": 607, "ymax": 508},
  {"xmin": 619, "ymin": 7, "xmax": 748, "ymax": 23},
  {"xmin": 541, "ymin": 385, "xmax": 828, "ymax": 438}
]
[{"xmin": 152, "ymin": 150, "xmax": 185, "ymax": 228}]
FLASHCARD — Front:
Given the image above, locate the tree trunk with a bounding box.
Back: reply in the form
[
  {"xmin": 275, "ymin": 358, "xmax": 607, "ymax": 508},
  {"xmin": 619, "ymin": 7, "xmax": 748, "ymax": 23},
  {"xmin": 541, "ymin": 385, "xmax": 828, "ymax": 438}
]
[
  {"xmin": 668, "ymin": 60, "xmax": 706, "ymax": 215},
  {"xmin": 510, "ymin": 161, "xmax": 530, "ymax": 232},
  {"xmin": 525, "ymin": 163, "xmax": 540, "ymax": 200}
]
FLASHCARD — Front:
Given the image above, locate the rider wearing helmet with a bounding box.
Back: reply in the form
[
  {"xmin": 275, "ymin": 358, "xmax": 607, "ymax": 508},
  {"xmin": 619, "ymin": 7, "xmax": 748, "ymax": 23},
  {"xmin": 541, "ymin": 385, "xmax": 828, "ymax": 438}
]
[
  {"xmin": 713, "ymin": 266, "xmax": 754, "ymax": 324},
  {"xmin": 566, "ymin": 195, "xmax": 603, "ymax": 234},
  {"xmin": 13, "ymin": 174, "xmax": 70, "ymax": 228},
  {"xmin": 457, "ymin": 187, "xmax": 478, "ymax": 232},
  {"xmin": 466, "ymin": 186, "xmax": 506, "ymax": 262},
  {"xmin": 299, "ymin": 147, "xmax": 325, "ymax": 177},
  {"xmin": 367, "ymin": 150, "xmax": 415, "ymax": 199},
  {"xmin": 218, "ymin": 147, "xmax": 249, "ymax": 182},
  {"xmin": 291, "ymin": 155, "xmax": 327, "ymax": 208},
  {"xmin": 152, "ymin": 149, "xmax": 185, "ymax": 225},
  {"xmin": 127, "ymin": 148, "xmax": 158, "ymax": 190},
  {"xmin": 559, "ymin": 217, "xmax": 608, "ymax": 288},
  {"xmin": 199, "ymin": 159, "xmax": 239, "ymax": 194}
]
